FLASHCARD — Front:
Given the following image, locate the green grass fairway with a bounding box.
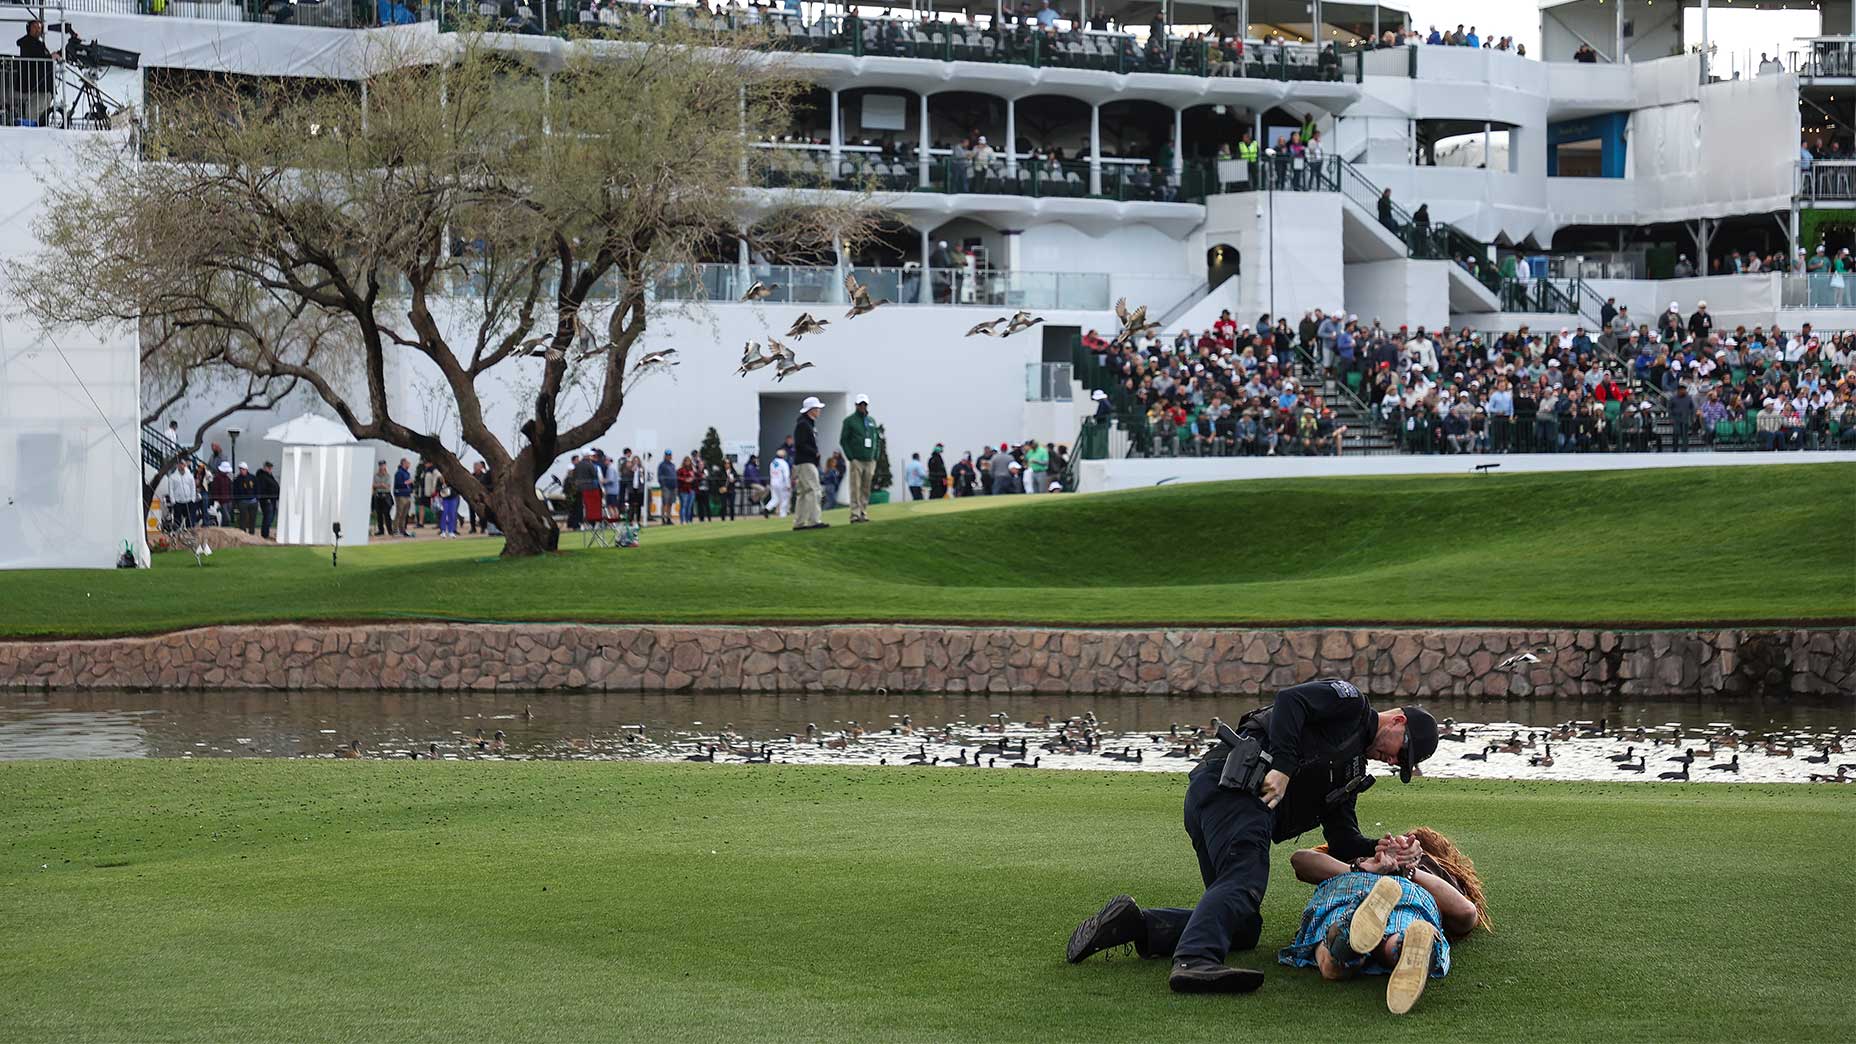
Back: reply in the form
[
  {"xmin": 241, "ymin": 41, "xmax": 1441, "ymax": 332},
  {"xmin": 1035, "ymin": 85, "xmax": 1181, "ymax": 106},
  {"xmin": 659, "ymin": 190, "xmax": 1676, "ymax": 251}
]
[
  {"xmin": 2, "ymin": 762, "xmax": 1851, "ymax": 1042},
  {"xmin": 6, "ymin": 464, "xmax": 1853, "ymax": 637}
]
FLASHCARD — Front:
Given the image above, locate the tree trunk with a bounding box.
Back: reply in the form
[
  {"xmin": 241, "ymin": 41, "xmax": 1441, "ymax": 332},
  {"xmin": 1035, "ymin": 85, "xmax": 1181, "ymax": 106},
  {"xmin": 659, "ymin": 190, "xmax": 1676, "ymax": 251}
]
[{"xmin": 490, "ymin": 478, "xmax": 560, "ymax": 557}]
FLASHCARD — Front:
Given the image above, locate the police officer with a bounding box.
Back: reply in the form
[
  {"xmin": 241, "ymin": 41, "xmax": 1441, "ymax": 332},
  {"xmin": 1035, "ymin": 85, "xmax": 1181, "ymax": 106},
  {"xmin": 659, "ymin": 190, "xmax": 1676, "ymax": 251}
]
[{"xmin": 1065, "ymin": 678, "xmax": 1439, "ymax": 994}]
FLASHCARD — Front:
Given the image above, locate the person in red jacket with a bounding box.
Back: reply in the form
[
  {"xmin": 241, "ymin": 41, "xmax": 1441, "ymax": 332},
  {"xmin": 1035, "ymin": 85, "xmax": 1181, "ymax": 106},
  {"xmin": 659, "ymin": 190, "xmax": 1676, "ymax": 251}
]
[{"xmin": 675, "ymin": 456, "xmax": 697, "ymax": 523}]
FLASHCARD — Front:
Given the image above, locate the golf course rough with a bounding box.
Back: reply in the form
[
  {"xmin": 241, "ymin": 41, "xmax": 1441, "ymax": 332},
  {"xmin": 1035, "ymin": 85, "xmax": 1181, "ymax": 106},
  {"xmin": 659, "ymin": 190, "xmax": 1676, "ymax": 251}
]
[
  {"xmin": 2, "ymin": 761, "xmax": 1852, "ymax": 1042},
  {"xmin": 0, "ymin": 464, "xmax": 1851, "ymax": 639}
]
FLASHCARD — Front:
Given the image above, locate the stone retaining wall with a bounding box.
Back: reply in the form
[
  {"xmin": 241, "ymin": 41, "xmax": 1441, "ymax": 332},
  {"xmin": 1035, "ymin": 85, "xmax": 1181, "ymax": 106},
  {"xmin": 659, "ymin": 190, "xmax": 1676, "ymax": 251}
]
[{"xmin": 1, "ymin": 624, "xmax": 1850, "ymax": 697}]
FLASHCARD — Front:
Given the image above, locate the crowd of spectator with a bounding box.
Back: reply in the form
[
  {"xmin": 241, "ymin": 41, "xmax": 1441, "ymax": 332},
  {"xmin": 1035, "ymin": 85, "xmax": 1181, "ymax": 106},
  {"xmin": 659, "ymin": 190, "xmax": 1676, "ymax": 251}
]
[
  {"xmin": 1077, "ymin": 300, "xmax": 1856, "ymax": 457},
  {"xmin": 1335, "ymin": 300, "xmax": 1856, "ymax": 454},
  {"xmin": 1082, "ymin": 310, "xmax": 1353, "ymax": 457},
  {"xmin": 567, "ymin": 0, "xmax": 1351, "ymax": 79},
  {"xmin": 158, "ymin": 451, "xmax": 283, "ymax": 539}
]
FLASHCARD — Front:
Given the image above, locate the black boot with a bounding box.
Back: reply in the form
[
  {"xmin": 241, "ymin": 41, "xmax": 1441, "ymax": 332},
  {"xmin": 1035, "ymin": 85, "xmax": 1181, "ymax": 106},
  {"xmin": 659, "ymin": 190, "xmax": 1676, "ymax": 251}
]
[
  {"xmin": 1168, "ymin": 958, "xmax": 1264, "ymax": 994},
  {"xmin": 1066, "ymin": 894, "xmax": 1143, "ymax": 964}
]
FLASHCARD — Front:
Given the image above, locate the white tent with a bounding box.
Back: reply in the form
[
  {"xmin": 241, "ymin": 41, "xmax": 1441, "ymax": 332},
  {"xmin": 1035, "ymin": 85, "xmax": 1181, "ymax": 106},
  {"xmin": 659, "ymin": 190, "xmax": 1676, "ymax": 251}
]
[
  {"xmin": 0, "ymin": 129, "xmax": 148, "ymax": 571},
  {"xmin": 264, "ymin": 415, "xmax": 376, "ymax": 547}
]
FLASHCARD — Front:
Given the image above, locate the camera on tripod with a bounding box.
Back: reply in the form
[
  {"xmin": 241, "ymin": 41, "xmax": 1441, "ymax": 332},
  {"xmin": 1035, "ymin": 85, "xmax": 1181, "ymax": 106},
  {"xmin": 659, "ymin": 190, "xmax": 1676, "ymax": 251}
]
[{"xmin": 67, "ymin": 38, "xmax": 140, "ymax": 72}]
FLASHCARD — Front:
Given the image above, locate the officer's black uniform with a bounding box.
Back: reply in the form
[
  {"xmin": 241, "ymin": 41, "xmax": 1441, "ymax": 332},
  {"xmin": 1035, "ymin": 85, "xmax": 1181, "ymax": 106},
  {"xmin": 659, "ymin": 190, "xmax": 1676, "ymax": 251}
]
[{"xmin": 1136, "ymin": 679, "xmax": 1386, "ymax": 965}]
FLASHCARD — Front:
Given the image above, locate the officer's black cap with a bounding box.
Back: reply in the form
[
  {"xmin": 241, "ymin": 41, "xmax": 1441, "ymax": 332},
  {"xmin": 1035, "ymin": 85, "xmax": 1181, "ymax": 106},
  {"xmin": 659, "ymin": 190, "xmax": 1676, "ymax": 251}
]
[{"xmin": 1398, "ymin": 706, "xmax": 1439, "ymax": 784}]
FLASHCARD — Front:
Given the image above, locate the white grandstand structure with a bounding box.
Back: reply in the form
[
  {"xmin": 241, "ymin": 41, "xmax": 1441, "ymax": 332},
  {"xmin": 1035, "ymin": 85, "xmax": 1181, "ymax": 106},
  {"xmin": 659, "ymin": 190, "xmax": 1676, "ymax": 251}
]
[{"xmin": 2, "ymin": 0, "xmax": 1854, "ymax": 552}]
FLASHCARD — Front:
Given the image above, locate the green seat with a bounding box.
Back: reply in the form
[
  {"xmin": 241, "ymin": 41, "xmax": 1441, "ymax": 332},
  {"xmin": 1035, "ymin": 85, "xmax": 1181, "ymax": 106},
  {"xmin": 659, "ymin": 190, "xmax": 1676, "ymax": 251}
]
[
  {"xmin": 1604, "ymin": 401, "xmax": 1622, "ymax": 422},
  {"xmin": 1345, "ymin": 371, "xmax": 1364, "ymax": 394},
  {"xmin": 1731, "ymin": 367, "xmax": 1747, "ymax": 383}
]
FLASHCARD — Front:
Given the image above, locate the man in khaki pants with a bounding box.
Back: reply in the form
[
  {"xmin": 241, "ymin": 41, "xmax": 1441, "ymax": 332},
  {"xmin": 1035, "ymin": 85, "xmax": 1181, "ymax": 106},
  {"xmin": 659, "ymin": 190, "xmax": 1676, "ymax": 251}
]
[
  {"xmin": 840, "ymin": 392, "xmax": 880, "ymax": 524},
  {"xmin": 792, "ymin": 396, "xmax": 828, "ymax": 530}
]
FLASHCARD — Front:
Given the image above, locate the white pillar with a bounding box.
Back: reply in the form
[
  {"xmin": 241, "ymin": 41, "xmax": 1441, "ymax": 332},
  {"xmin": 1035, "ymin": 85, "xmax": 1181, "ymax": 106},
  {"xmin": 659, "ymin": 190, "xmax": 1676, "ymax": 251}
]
[
  {"xmin": 1615, "ymin": 0, "xmax": 1623, "ymax": 63},
  {"xmin": 1006, "ymin": 98, "xmax": 1017, "ymax": 174},
  {"xmin": 541, "ymin": 74, "xmax": 551, "ymax": 136},
  {"xmin": 920, "ymin": 226, "xmax": 932, "ymax": 304},
  {"xmin": 360, "ymin": 78, "xmax": 369, "ymax": 134},
  {"xmin": 830, "ymin": 87, "xmax": 842, "ymax": 171},
  {"xmin": 1089, "ymin": 102, "xmax": 1102, "ymax": 196},
  {"xmin": 1311, "ymin": 0, "xmax": 1321, "ymax": 44},
  {"xmin": 919, "ymin": 92, "xmax": 931, "ymax": 188}
]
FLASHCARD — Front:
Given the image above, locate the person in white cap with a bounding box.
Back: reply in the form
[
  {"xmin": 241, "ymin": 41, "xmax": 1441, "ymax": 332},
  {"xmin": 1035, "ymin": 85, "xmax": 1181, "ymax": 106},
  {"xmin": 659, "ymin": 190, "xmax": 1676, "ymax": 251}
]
[
  {"xmin": 1091, "ymin": 388, "xmax": 1112, "ymax": 421},
  {"xmin": 792, "ymin": 397, "xmax": 828, "ymax": 530},
  {"xmin": 839, "ymin": 393, "xmax": 880, "ymax": 524}
]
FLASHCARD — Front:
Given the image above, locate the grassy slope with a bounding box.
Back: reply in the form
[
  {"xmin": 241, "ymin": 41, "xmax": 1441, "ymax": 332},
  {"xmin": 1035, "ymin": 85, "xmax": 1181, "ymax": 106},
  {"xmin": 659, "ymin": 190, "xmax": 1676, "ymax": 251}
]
[
  {"xmin": 1, "ymin": 761, "xmax": 1852, "ymax": 1043},
  {"xmin": 5, "ymin": 464, "xmax": 1853, "ymax": 638}
]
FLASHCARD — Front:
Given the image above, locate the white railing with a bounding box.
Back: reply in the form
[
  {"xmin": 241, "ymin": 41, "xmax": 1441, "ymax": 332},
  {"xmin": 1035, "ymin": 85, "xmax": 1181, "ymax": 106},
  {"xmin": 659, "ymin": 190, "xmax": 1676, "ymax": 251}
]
[
  {"xmin": 1780, "ymin": 274, "xmax": 1856, "ymax": 309},
  {"xmin": 0, "ymin": 56, "xmax": 63, "ymax": 128}
]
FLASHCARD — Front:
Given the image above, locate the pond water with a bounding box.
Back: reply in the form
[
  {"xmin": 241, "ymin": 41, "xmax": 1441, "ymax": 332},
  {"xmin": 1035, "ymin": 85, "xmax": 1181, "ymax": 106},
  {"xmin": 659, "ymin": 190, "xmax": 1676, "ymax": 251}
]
[{"xmin": 3, "ymin": 689, "xmax": 1853, "ymax": 784}]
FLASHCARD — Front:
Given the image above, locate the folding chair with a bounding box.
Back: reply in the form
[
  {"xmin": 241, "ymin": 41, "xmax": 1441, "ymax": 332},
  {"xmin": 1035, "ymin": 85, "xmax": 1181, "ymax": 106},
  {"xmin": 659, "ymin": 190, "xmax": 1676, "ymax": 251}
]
[{"xmin": 582, "ymin": 489, "xmax": 616, "ymax": 548}]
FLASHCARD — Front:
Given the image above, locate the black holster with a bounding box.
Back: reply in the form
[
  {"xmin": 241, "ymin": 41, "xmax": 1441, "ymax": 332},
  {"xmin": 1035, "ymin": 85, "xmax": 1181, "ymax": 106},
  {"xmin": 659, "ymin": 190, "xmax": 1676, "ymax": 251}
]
[{"xmin": 1214, "ymin": 722, "xmax": 1273, "ymax": 795}]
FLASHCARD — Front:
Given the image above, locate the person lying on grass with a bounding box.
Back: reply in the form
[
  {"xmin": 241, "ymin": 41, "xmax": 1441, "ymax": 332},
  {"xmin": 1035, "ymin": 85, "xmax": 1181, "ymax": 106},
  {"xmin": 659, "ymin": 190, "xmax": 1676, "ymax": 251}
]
[{"xmin": 1277, "ymin": 827, "xmax": 1491, "ymax": 1014}]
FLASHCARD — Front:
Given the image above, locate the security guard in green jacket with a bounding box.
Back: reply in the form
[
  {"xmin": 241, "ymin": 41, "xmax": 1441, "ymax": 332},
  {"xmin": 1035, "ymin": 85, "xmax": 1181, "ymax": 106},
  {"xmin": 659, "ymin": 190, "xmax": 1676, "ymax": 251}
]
[
  {"xmin": 839, "ymin": 394, "xmax": 880, "ymax": 523},
  {"xmin": 1236, "ymin": 131, "xmax": 1260, "ymax": 186}
]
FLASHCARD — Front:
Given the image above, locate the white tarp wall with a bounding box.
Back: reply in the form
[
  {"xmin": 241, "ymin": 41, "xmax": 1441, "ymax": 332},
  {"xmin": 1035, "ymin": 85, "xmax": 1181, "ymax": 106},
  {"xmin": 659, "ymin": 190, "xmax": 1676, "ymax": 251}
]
[
  {"xmin": 266, "ymin": 416, "xmax": 376, "ymax": 547},
  {"xmin": 0, "ymin": 128, "xmax": 148, "ymax": 570},
  {"xmin": 1628, "ymin": 72, "xmax": 1800, "ymax": 222}
]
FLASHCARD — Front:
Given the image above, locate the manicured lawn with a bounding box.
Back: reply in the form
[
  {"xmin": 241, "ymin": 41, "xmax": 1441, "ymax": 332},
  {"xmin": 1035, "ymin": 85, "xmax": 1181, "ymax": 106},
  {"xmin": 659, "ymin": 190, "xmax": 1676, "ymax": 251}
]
[
  {"xmin": 1, "ymin": 761, "xmax": 1850, "ymax": 1042},
  {"xmin": 5, "ymin": 464, "xmax": 1853, "ymax": 637}
]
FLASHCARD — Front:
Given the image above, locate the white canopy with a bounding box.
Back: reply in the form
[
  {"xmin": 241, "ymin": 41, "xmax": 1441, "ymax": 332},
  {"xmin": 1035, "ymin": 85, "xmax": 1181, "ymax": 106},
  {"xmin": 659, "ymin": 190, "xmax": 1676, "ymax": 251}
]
[
  {"xmin": 266, "ymin": 415, "xmax": 375, "ymax": 546},
  {"xmin": 263, "ymin": 414, "xmax": 362, "ymax": 447}
]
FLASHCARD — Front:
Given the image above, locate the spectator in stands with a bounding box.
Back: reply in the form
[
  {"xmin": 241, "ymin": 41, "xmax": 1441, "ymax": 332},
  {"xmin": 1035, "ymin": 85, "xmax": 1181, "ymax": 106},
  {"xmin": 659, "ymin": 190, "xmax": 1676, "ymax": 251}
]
[
  {"xmin": 1574, "ymin": 44, "xmax": 1598, "ymax": 64},
  {"xmin": 927, "ymin": 444, "xmax": 947, "ymax": 498}
]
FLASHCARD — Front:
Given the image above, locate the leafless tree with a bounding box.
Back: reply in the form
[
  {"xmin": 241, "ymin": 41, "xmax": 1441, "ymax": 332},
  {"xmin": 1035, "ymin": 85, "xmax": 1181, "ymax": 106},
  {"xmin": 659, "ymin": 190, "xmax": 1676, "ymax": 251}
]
[{"xmin": 13, "ymin": 23, "xmax": 874, "ymax": 555}]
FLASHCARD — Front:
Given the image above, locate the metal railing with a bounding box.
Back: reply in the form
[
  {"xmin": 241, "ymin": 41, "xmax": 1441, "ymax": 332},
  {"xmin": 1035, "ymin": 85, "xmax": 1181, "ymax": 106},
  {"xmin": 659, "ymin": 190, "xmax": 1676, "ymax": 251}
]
[
  {"xmin": 648, "ymin": 263, "xmax": 1120, "ymax": 310},
  {"xmin": 462, "ymin": 5, "xmax": 1369, "ymax": 82},
  {"xmin": 1210, "ymin": 153, "xmax": 1340, "ymax": 194},
  {"xmin": 1800, "ymin": 160, "xmax": 1856, "ymax": 201},
  {"xmin": 0, "ymin": 56, "xmax": 63, "ymax": 127},
  {"xmin": 5, "ymin": 0, "xmax": 429, "ymax": 28},
  {"xmin": 1795, "ymin": 37, "xmax": 1856, "ymax": 79},
  {"xmin": 1780, "ymin": 273, "xmax": 1856, "ymax": 309},
  {"xmin": 1337, "ymin": 161, "xmax": 1450, "ymax": 259},
  {"xmin": 758, "ymin": 148, "xmax": 1219, "ymax": 204}
]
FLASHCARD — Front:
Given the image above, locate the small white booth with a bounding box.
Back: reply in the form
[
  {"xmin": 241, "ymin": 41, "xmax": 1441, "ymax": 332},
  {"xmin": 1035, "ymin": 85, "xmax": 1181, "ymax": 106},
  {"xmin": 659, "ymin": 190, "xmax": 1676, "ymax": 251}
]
[{"xmin": 263, "ymin": 415, "xmax": 375, "ymax": 547}]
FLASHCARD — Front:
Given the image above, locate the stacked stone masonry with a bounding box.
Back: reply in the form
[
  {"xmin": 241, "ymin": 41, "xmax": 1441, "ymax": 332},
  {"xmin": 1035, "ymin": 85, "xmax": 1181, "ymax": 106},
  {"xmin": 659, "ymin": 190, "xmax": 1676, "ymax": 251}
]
[{"xmin": 0, "ymin": 625, "xmax": 1850, "ymax": 696}]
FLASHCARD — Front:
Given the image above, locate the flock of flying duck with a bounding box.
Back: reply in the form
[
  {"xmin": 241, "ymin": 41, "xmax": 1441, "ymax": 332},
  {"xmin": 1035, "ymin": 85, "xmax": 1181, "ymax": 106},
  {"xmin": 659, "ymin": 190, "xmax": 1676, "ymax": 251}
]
[
  {"xmin": 520, "ymin": 283, "xmax": 1165, "ymax": 387},
  {"xmin": 734, "ymin": 273, "xmax": 888, "ymax": 381}
]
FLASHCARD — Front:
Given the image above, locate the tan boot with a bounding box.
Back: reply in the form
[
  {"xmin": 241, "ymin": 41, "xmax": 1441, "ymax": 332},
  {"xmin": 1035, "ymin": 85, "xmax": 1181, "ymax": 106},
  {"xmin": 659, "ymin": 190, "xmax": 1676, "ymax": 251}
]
[
  {"xmin": 1347, "ymin": 875, "xmax": 1403, "ymax": 955},
  {"xmin": 1386, "ymin": 919, "xmax": 1436, "ymax": 1015}
]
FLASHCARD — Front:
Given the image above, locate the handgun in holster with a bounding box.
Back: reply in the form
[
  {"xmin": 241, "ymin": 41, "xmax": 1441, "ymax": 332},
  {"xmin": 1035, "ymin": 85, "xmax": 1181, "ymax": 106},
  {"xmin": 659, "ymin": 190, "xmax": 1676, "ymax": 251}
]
[{"xmin": 1215, "ymin": 721, "xmax": 1274, "ymax": 796}]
